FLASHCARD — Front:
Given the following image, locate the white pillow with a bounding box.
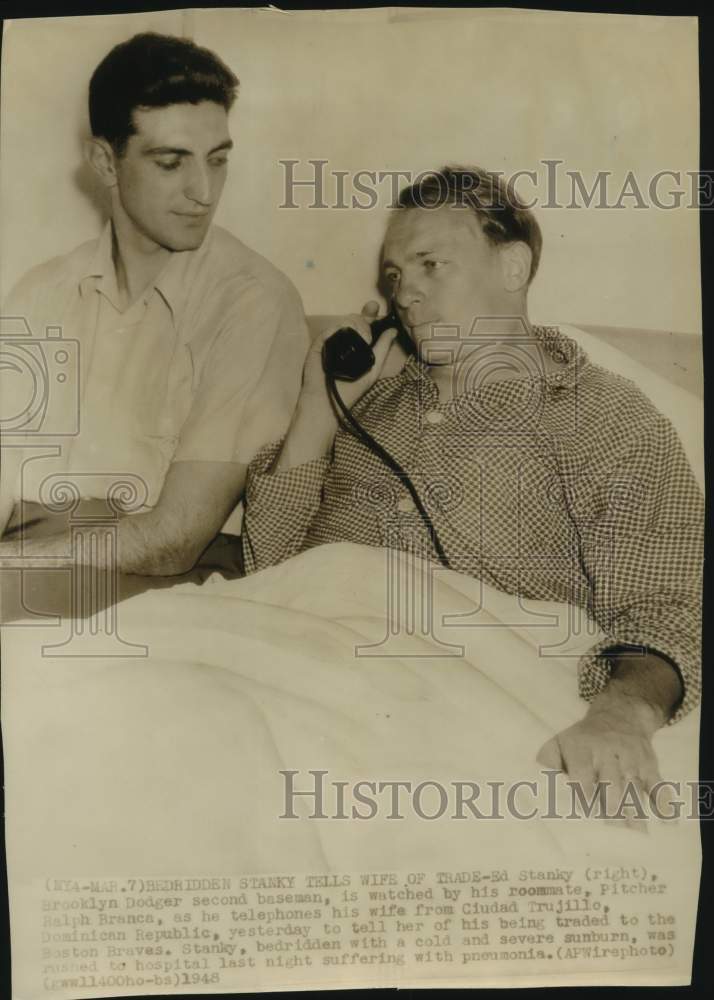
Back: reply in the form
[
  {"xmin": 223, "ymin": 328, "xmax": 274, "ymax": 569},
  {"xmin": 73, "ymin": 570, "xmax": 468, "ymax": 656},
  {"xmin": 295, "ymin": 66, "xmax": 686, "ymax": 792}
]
[{"xmin": 559, "ymin": 324, "xmax": 704, "ymax": 490}]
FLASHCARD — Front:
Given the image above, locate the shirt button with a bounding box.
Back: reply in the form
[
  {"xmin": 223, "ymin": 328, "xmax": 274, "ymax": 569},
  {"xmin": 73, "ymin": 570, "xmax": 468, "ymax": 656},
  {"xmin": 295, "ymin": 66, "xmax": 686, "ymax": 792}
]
[
  {"xmin": 424, "ymin": 410, "xmax": 445, "ymax": 425},
  {"xmin": 397, "ymin": 497, "xmax": 416, "ymax": 513}
]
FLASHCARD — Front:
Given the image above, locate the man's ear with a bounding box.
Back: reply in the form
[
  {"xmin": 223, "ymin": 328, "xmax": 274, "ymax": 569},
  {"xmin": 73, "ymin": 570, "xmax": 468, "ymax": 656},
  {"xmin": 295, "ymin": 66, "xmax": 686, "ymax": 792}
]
[
  {"xmin": 500, "ymin": 241, "xmax": 532, "ymax": 293},
  {"xmin": 84, "ymin": 137, "xmax": 119, "ymax": 188}
]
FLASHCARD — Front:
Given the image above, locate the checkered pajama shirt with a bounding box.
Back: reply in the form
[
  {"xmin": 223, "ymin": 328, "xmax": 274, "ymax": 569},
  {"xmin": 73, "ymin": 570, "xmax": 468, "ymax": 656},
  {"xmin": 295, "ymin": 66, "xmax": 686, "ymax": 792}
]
[{"xmin": 242, "ymin": 326, "xmax": 703, "ymax": 723}]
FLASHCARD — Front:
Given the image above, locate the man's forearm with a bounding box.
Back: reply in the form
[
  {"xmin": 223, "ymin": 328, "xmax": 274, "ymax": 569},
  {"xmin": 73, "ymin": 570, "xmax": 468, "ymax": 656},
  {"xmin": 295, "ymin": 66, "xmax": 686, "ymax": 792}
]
[
  {"xmin": 272, "ymin": 396, "xmax": 338, "ymax": 472},
  {"xmin": 113, "ymin": 511, "xmax": 205, "ymax": 575},
  {"xmin": 0, "ymin": 510, "xmax": 201, "ymax": 577},
  {"xmin": 589, "ymin": 650, "xmax": 684, "ymax": 733}
]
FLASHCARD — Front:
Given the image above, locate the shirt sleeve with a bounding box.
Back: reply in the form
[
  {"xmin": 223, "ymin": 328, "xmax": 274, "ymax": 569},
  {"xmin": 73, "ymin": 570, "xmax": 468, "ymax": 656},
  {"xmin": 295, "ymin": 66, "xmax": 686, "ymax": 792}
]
[
  {"xmin": 241, "ymin": 440, "xmax": 331, "ymax": 574},
  {"xmin": 571, "ymin": 410, "xmax": 703, "ymax": 724},
  {"xmin": 173, "ymin": 276, "xmax": 310, "ymax": 466}
]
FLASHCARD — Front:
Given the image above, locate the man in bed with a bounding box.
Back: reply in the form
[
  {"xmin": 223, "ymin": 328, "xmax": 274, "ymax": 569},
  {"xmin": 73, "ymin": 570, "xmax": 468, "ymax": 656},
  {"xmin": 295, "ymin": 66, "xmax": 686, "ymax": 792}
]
[
  {"xmin": 240, "ymin": 166, "xmax": 703, "ymax": 808},
  {"xmin": 0, "ymin": 32, "xmax": 308, "ymax": 578}
]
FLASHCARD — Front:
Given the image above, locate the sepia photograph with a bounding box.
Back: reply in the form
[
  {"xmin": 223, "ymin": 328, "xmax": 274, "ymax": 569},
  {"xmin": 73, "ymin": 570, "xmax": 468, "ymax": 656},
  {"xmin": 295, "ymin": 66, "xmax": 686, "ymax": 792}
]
[{"xmin": 0, "ymin": 4, "xmax": 707, "ymax": 996}]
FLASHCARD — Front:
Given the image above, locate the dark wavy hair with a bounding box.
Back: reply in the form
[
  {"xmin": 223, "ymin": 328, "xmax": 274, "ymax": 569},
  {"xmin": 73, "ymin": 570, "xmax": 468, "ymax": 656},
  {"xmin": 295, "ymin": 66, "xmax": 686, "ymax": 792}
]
[
  {"xmin": 89, "ymin": 32, "xmax": 239, "ymax": 155},
  {"xmin": 396, "ymin": 165, "xmax": 543, "ymax": 283}
]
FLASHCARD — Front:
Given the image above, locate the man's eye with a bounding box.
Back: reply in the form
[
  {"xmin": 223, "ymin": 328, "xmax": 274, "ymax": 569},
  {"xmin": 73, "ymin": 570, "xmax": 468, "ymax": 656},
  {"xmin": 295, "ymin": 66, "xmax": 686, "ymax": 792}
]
[
  {"xmin": 424, "ymin": 259, "xmax": 445, "ymax": 270},
  {"xmin": 155, "ymin": 159, "xmax": 181, "ymax": 172},
  {"xmin": 384, "ymin": 271, "xmax": 400, "ymax": 284},
  {"xmin": 209, "ymin": 156, "xmax": 229, "ymax": 169}
]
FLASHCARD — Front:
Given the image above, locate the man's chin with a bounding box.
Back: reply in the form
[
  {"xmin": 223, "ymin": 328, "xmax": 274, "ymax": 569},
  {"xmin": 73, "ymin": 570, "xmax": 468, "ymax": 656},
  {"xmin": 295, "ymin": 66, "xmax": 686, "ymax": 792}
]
[
  {"xmin": 414, "ymin": 329, "xmax": 464, "ymax": 365},
  {"xmin": 161, "ymin": 232, "xmax": 209, "ymax": 252},
  {"xmin": 410, "ymin": 320, "xmax": 457, "ymax": 342},
  {"xmin": 408, "ymin": 322, "xmax": 435, "ymax": 345}
]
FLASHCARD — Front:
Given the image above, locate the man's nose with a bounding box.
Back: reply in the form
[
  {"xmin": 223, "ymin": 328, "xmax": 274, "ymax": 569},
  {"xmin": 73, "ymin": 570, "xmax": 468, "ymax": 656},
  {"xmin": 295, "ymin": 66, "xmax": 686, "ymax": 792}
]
[
  {"xmin": 395, "ymin": 274, "xmax": 423, "ymax": 309},
  {"xmin": 184, "ymin": 162, "xmax": 213, "ymax": 206}
]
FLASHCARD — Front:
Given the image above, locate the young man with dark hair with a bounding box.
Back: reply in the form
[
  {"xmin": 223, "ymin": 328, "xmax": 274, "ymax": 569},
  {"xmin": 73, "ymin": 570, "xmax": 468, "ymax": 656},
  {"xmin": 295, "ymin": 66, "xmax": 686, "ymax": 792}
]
[
  {"xmin": 240, "ymin": 165, "xmax": 703, "ymax": 803},
  {"xmin": 0, "ymin": 33, "xmax": 309, "ymax": 576}
]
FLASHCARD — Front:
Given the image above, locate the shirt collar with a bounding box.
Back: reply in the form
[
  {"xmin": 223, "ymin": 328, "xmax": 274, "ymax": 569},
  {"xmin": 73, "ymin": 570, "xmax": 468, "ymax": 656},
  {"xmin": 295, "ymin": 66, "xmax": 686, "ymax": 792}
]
[
  {"xmin": 78, "ymin": 220, "xmax": 213, "ymax": 326},
  {"xmin": 400, "ymin": 324, "xmax": 588, "ymax": 401},
  {"xmin": 152, "ymin": 228, "xmax": 215, "ymax": 325},
  {"xmin": 78, "ymin": 221, "xmax": 116, "ymax": 301}
]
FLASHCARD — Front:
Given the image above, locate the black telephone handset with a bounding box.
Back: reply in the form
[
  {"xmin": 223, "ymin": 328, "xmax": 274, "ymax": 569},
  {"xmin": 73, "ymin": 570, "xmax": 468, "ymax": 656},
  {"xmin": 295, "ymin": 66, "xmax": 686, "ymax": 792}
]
[
  {"xmin": 320, "ymin": 303, "xmax": 449, "ymax": 569},
  {"xmin": 321, "ymin": 305, "xmax": 410, "ymax": 381}
]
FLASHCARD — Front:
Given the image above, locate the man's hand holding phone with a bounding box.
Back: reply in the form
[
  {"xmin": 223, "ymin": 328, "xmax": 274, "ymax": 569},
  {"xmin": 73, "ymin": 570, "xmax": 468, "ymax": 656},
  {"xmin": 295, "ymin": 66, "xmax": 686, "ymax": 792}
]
[{"xmin": 273, "ymin": 301, "xmax": 399, "ymax": 473}]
